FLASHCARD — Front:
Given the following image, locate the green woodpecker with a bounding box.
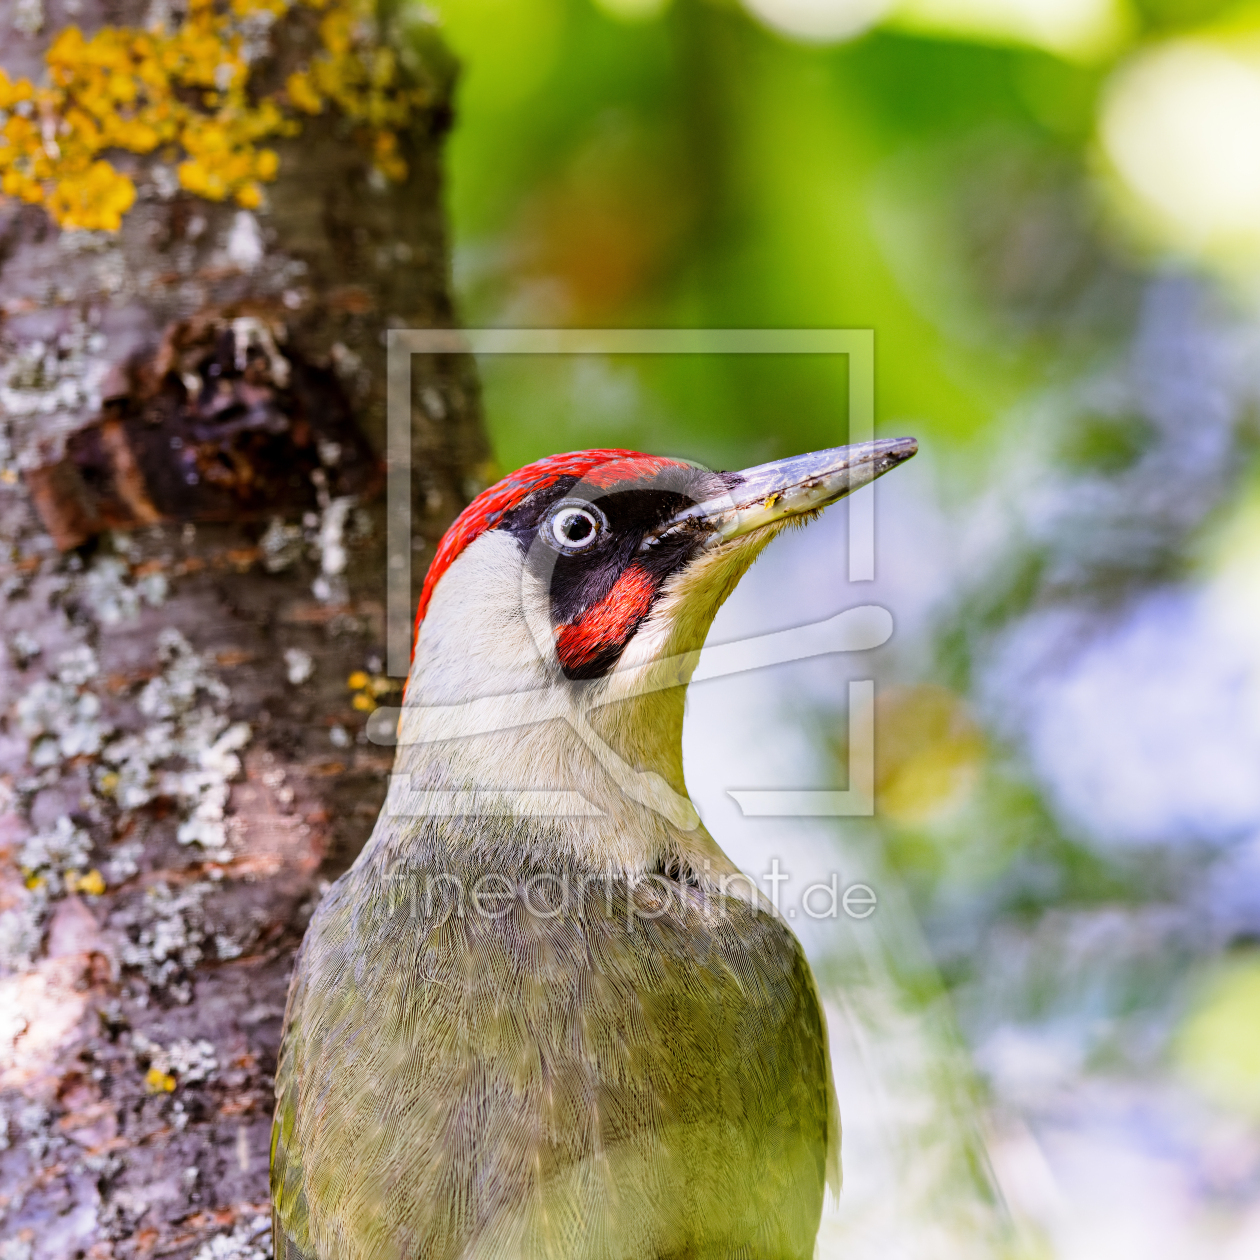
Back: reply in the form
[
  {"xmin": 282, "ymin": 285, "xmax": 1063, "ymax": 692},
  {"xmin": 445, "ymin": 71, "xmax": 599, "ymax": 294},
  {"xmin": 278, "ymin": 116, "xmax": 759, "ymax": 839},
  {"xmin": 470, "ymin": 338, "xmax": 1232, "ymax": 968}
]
[{"xmin": 271, "ymin": 439, "xmax": 917, "ymax": 1260}]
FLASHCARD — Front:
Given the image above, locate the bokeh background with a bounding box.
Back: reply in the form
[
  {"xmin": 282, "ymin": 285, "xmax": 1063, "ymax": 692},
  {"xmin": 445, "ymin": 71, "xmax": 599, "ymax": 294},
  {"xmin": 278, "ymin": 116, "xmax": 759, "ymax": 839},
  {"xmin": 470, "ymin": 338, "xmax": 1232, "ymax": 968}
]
[{"xmin": 419, "ymin": 0, "xmax": 1260, "ymax": 1255}]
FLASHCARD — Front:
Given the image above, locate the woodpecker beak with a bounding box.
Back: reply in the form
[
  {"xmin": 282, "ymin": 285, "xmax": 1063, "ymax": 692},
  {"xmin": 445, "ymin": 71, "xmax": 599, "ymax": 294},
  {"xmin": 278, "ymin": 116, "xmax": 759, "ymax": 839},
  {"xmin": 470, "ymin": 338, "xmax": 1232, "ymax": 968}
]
[{"xmin": 646, "ymin": 437, "xmax": 918, "ymax": 547}]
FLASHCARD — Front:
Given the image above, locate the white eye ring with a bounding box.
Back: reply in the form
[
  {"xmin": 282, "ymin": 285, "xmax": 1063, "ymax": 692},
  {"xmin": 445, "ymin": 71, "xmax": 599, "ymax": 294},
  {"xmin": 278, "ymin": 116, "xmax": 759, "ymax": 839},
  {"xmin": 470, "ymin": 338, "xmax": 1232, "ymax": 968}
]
[{"xmin": 548, "ymin": 503, "xmax": 603, "ymax": 551}]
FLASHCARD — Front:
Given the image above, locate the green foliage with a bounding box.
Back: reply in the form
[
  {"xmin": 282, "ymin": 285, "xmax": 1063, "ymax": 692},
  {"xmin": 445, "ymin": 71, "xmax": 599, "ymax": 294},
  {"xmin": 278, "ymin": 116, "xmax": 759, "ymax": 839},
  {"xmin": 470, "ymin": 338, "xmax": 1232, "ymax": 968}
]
[
  {"xmin": 1135, "ymin": 0, "xmax": 1240, "ymax": 30},
  {"xmin": 1058, "ymin": 410, "xmax": 1155, "ymax": 474},
  {"xmin": 417, "ymin": 5, "xmax": 1260, "ymax": 1243},
  {"xmin": 427, "ymin": 0, "xmax": 1115, "ymax": 469}
]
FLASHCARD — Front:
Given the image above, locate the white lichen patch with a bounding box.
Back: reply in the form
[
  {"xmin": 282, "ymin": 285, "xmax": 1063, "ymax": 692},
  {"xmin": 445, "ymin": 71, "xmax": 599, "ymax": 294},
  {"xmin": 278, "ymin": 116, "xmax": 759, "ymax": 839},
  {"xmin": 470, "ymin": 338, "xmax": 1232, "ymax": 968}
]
[
  {"xmin": 0, "ymin": 315, "xmax": 112, "ymax": 473},
  {"xmin": 224, "ymin": 214, "xmax": 265, "ymax": 273},
  {"xmin": 6, "ymin": 628, "xmax": 41, "ymax": 666},
  {"xmin": 97, "ymin": 629, "xmax": 251, "ymax": 856},
  {"xmin": 104, "ymin": 839, "xmax": 143, "ymax": 885},
  {"xmin": 51, "ymin": 642, "xmax": 97, "ymax": 686},
  {"xmin": 15, "ymin": 644, "xmax": 110, "ymax": 768},
  {"xmin": 193, "ymin": 1215, "xmax": 271, "ymax": 1260},
  {"xmin": 0, "ymin": 886, "xmax": 49, "ymax": 974},
  {"xmin": 54, "ymin": 230, "xmax": 128, "ymax": 296},
  {"xmin": 170, "ymin": 719, "xmax": 251, "ymax": 851},
  {"xmin": 14, "ymin": 628, "xmax": 251, "ymax": 863},
  {"xmin": 283, "ymin": 647, "xmax": 314, "ymax": 685},
  {"xmin": 258, "ymin": 516, "xmax": 303, "ymax": 572},
  {"xmin": 12, "ymin": 0, "xmax": 44, "ymax": 35},
  {"xmin": 213, "ymin": 930, "xmax": 244, "ymax": 960},
  {"xmin": 138, "ymin": 628, "xmax": 229, "ymax": 718},
  {"xmin": 98, "ymin": 724, "xmax": 179, "ymax": 810},
  {"xmin": 19, "ymin": 815, "xmax": 91, "ymax": 890},
  {"xmin": 80, "ymin": 555, "xmax": 168, "ymax": 625},
  {"xmin": 311, "ymin": 495, "xmax": 356, "ymax": 603},
  {"xmin": 133, "ymin": 1031, "xmax": 218, "ymax": 1084},
  {"xmin": 4, "ymin": 619, "xmax": 252, "ymax": 991},
  {"xmin": 16, "ymin": 1099, "xmax": 51, "ymax": 1160},
  {"xmin": 237, "ymin": 2, "xmax": 280, "ymax": 63},
  {"xmin": 115, "ymin": 881, "xmax": 209, "ymax": 1001},
  {"xmin": 229, "ymin": 315, "xmax": 288, "ymax": 385},
  {"xmin": 329, "ymin": 340, "xmax": 364, "ymax": 392}
]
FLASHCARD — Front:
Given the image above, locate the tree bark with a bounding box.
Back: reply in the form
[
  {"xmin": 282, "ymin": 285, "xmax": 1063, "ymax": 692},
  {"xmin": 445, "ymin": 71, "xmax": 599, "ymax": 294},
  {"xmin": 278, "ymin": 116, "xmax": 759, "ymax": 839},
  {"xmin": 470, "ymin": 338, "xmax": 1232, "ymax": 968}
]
[{"xmin": 0, "ymin": 4, "xmax": 488, "ymax": 1256}]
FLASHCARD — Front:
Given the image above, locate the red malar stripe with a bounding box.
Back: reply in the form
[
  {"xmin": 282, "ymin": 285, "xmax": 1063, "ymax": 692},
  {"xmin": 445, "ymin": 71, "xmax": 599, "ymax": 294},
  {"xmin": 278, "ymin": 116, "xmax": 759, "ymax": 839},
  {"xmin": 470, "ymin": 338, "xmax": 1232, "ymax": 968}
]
[
  {"xmin": 413, "ymin": 449, "xmax": 687, "ymax": 642},
  {"xmin": 555, "ymin": 565, "xmax": 658, "ymax": 670}
]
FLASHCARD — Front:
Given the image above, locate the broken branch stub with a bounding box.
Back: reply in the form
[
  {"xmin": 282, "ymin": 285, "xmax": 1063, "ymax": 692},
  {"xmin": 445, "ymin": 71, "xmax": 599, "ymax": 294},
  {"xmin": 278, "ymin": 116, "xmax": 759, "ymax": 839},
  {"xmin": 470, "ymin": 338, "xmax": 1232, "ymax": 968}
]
[{"xmin": 25, "ymin": 310, "xmax": 383, "ymax": 550}]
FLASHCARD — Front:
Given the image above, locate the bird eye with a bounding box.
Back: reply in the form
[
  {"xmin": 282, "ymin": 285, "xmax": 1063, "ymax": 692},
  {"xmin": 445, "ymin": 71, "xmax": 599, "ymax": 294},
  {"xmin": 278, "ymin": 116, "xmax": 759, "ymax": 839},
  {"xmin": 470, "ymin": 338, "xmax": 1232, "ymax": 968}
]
[{"xmin": 548, "ymin": 503, "xmax": 603, "ymax": 551}]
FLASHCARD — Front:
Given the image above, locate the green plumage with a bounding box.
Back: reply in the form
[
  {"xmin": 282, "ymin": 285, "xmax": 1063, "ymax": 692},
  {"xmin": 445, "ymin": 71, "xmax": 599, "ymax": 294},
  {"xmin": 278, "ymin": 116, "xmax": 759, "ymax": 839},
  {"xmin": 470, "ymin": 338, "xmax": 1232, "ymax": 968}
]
[{"xmin": 271, "ymin": 831, "xmax": 834, "ymax": 1260}]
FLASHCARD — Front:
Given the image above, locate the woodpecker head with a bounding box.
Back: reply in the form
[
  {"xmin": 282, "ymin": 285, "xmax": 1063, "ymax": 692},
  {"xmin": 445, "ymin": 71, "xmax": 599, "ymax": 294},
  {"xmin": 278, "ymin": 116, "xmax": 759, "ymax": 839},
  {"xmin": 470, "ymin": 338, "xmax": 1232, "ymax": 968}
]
[{"xmin": 394, "ymin": 440, "xmax": 915, "ymax": 860}]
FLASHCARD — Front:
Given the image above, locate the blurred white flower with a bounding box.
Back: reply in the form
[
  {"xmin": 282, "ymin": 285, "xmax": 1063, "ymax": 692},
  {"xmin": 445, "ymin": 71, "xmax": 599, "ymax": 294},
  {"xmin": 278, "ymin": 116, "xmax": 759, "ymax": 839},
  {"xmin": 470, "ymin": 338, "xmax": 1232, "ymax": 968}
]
[
  {"xmin": 742, "ymin": 0, "xmax": 892, "ymax": 43},
  {"xmin": 894, "ymin": 0, "xmax": 1128, "ymax": 60},
  {"xmin": 1102, "ymin": 40, "xmax": 1260, "ymax": 264}
]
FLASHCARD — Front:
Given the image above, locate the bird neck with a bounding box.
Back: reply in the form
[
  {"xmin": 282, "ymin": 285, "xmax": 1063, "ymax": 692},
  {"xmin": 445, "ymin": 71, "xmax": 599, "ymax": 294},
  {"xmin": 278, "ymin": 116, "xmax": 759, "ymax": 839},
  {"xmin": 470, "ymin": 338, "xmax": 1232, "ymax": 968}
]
[{"xmin": 379, "ymin": 531, "xmax": 731, "ymax": 879}]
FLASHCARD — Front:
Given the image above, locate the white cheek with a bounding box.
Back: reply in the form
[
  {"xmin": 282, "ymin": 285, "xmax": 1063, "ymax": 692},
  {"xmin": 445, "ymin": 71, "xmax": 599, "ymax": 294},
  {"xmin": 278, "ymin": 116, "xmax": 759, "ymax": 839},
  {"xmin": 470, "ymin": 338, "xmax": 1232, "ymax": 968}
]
[{"xmin": 410, "ymin": 531, "xmax": 555, "ymax": 704}]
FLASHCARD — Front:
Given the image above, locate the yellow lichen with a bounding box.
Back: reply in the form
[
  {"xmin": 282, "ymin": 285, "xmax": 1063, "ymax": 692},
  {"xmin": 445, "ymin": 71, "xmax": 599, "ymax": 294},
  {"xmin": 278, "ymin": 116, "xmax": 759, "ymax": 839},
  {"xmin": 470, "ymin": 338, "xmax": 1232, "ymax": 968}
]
[
  {"xmin": 347, "ymin": 670, "xmax": 399, "ymax": 714},
  {"xmin": 145, "ymin": 1065, "xmax": 178, "ymax": 1092},
  {"xmin": 0, "ymin": 0, "xmax": 429, "ymax": 231},
  {"xmin": 285, "ymin": 69, "xmax": 323, "ymax": 114},
  {"xmin": 70, "ymin": 868, "xmax": 106, "ymax": 896}
]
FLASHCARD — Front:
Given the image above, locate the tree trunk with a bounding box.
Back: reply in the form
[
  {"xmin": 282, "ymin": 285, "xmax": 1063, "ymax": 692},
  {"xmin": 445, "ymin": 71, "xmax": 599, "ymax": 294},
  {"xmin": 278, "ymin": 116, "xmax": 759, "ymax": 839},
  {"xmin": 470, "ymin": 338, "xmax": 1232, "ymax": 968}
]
[{"xmin": 0, "ymin": 5, "xmax": 488, "ymax": 1255}]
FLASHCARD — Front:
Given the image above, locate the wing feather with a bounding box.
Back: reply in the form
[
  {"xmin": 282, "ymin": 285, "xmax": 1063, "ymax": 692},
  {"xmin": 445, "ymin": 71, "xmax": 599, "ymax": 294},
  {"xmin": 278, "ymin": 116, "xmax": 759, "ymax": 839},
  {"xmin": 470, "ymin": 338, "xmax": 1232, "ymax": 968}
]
[{"xmin": 270, "ymin": 863, "xmax": 834, "ymax": 1260}]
